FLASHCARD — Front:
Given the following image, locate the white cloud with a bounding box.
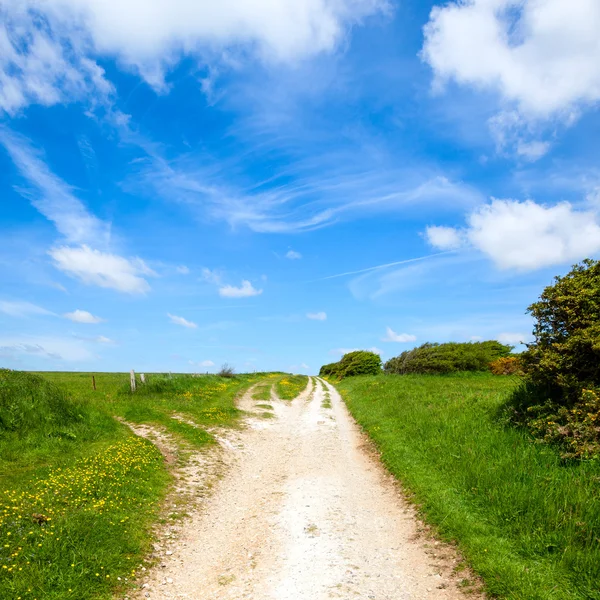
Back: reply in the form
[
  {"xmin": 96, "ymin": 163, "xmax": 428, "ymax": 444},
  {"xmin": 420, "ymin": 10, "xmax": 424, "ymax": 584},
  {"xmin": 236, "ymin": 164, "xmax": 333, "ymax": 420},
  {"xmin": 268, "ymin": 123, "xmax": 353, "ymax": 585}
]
[
  {"xmin": 0, "ymin": 6, "xmax": 114, "ymax": 115},
  {"xmin": 0, "ymin": 300, "xmax": 53, "ymax": 318},
  {"xmin": 201, "ymin": 268, "xmax": 223, "ymax": 285},
  {"xmin": 64, "ymin": 309, "xmax": 104, "ymax": 324},
  {"xmin": 330, "ymin": 347, "xmax": 383, "ymax": 356},
  {"xmin": 200, "ymin": 360, "xmax": 215, "ymax": 368},
  {"xmin": 424, "ymin": 226, "xmax": 464, "ymax": 250},
  {"xmin": 426, "ymin": 199, "xmax": 600, "ymax": 271},
  {"xmin": 219, "ymin": 280, "xmax": 263, "ymax": 298},
  {"xmin": 176, "ymin": 265, "xmax": 190, "ymax": 275},
  {"xmin": 0, "ymin": 0, "xmax": 386, "ymax": 106},
  {"xmin": 286, "ymin": 250, "xmax": 302, "ymax": 260},
  {"xmin": 0, "ymin": 128, "xmax": 111, "ymax": 245},
  {"xmin": 168, "ymin": 313, "xmax": 197, "ymax": 329},
  {"xmin": 301, "ymin": 363, "xmax": 309, "ymax": 369},
  {"xmin": 497, "ymin": 332, "xmax": 531, "ymax": 346},
  {"xmin": 49, "ymin": 245, "xmax": 154, "ymax": 293},
  {"xmin": 307, "ymin": 312, "xmax": 327, "ymax": 321},
  {"xmin": 382, "ymin": 327, "xmax": 416, "ymax": 343},
  {"xmin": 95, "ymin": 335, "xmax": 114, "ymax": 344},
  {"xmin": 423, "ymin": 0, "xmax": 600, "ymax": 120}
]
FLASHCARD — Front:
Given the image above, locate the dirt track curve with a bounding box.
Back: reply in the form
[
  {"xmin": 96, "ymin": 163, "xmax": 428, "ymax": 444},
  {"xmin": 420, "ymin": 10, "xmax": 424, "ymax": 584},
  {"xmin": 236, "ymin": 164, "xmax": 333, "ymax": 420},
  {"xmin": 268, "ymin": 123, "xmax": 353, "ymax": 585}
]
[{"xmin": 133, "ymin": 377, "xmax": 480, "ymax": 600}]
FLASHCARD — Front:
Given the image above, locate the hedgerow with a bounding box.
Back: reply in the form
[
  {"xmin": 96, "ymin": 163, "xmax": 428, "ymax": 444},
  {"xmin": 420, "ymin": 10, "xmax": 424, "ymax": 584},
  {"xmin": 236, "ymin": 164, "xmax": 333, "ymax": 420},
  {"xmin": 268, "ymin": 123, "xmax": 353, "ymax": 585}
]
[{"xmin": 383, "ymin": 341, "xmax": 512, "ymax": 375}]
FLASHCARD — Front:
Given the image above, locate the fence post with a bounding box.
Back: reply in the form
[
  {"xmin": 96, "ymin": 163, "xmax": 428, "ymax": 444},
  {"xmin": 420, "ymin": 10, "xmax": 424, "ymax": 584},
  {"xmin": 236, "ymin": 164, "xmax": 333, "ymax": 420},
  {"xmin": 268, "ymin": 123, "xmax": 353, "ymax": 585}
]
[
  {"xmin": 140, "ymin": 373, "xmax": 146, "ymax": 384},
  {"xmin": 92, "ymin": 375, "xmax": 96, "ymax": 391},
  {"xmin": 130, "ymin": 369, "xmax": 136, "ymax": 392}
]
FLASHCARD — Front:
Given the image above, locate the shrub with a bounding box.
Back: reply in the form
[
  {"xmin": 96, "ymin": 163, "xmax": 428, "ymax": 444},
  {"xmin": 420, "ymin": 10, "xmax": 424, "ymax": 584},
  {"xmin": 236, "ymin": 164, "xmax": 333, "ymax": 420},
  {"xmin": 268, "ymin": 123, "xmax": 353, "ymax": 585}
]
[
  {"xmin": 384, "ymin": 341, "xmax": 512, "ymax": 375},
  {"xmin": 319, "ymin": 351, "xmax": 382, "ymax": 379},
  {"xmin": 490, "ymin": 356, "xmax": 523, "ymax": 375},
  {"xmin": 218, "ymin": 363, "xmax": 236, "ymax": 378},
  {"xmin": 505, "ymin": 259, "xmax": 600, "ymax": 459}
]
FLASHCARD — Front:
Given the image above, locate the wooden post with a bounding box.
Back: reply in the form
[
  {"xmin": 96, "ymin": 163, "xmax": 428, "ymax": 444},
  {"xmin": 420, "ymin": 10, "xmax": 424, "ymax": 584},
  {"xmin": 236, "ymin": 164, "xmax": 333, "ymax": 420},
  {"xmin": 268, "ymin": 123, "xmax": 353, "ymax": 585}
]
[
  {"xmin": 130, "ymin": 369, "xmax": 136, "ymax": 392},
  {"xmin": 140, "ymin": 373, "xmax": 146, "ymax": 384},
  {"xmin": 92, "ymin": 375, "xmax": 96, "ymax": 391}
]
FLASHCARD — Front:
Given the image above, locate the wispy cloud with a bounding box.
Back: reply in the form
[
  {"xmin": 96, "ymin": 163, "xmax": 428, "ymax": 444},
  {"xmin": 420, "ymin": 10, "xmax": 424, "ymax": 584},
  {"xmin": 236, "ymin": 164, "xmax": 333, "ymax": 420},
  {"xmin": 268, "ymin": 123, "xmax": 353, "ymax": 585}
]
[
  {"xmin": 0, "ymin": 336, "xmax": 95, "ymax": 361},
  {"xmin": 50, "ymin": 245, "xmax": 154, "ymax": 294},
  {"xmin": 307, "ymin": 312, "xmax": 327, "ymax": 321},
  {"xmin": 176, "ymin": 265, "xmax": 190, "ymax": 275},
  {"xmin": 0, "ymin": 128, "xmax": 111, "ymax": 245},
  {"xmin": 286, "ymin": 250, "xmax": 302, "ymax": 260},
  {"xmin": 167, "ymin": 313, "xmax": 198, "ymax": 329},
  {"xmin": 382, "ymin": 327, "xmax": 416, "ymax": 343},
  {"xmin": 0, "ymin": 300, "xmax": 54, "ymax": 318},
  {"xmin": 64, "ymin": 309, "xmax": 104, "ymax": 324},
  {"xmin": 315, "ymin": 251, "xmax": 452, "ymax": 281},
  {"xmin": 219, "ymin": 280, "xmax": 263, "ymax": 298}
]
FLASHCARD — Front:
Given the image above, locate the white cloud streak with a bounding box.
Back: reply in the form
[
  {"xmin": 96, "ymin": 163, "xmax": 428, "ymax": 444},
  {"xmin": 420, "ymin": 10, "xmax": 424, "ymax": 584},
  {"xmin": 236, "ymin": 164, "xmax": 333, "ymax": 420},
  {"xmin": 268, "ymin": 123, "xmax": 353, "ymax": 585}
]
[
  {"xmin": 286, "ymin": 250, "xmax": 302, "ymax": 260},
  {"xmin": 50, "ymin": 245, "xmax": 154, "ymax": 293},
  {"xmin": 0, "ymin": 128, "xmax": 111, "ymax": 245},
  {"xmin": 315, "ymin": 251, "xmax": 452, "ymax": 281},
  {"xmin": 168, "ymin": 313, "xmax": 198, "ymax": 329},
  {"xmin": 0, "ymin": 300, "xmax": 53, "ymax": 318},
  {"xmin": 307, "ymin": 312, "xmax": 327, "ymax": 321},
  {"xmin": 218, "ymin": 280, "xmax": 263, "ymax": 298},
  {"xmin": 64, "ymin": 309, "xmax": 104, "ymax": 324},
  {"xmin": 382, "ymin": 327, "xmax": 416, "ymax": 343}
]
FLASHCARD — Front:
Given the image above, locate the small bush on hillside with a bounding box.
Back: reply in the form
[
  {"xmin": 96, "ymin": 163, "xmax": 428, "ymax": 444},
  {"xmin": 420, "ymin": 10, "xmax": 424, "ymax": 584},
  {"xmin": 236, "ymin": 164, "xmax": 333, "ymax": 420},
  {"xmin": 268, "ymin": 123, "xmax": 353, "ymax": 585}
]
[
  {"xmin": 218, "ymin": 363, "xmax": 236, "ymax": 378},
  {"xmin": 384, "ymin": 341, "xmax": 512, "ymax": 375},
  {"xmin": 490, "ymin": 356, "xmax": 523, "ymax": 375},
  {"xmin": 506, "ymin": 259, "xmax": 600, "ymax": 459},
  {"xmin": 319, "ymin": 351, "xmax": 382, "ymax": 379}
]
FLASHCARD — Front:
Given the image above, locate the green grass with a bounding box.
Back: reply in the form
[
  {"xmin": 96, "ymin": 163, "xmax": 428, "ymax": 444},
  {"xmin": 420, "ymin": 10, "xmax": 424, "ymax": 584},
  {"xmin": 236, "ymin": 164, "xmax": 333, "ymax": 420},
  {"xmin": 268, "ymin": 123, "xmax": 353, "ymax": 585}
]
[
  {"xmin": 0, "ymin": 370, "xmax": 264, "ymax": 599},
  {"xmin": 252, "ymin": 383, "xmax": 273, "ymax": 402},
  {"xmin": 336, "ymin": 373, "xmax": 600, "ymax": 600},
  {"xmin": 275, "ymin": 375, "xmax": 309, "ymax": 400}
]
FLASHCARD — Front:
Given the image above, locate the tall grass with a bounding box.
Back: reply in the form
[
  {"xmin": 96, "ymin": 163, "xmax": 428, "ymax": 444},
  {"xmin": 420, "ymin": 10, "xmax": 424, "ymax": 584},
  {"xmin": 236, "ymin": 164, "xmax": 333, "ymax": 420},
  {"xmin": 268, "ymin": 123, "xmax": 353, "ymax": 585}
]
[{"xmin": 336, "ymin": 373, "xmax": 600, "ymax": 600}]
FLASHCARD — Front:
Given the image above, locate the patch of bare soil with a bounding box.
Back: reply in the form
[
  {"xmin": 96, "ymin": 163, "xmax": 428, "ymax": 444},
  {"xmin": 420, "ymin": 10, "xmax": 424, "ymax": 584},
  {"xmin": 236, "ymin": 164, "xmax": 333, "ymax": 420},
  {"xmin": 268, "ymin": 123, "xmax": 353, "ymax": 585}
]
[{"xmin": 122, "ymin": 379, "xmax": 484, "ymax": 600}]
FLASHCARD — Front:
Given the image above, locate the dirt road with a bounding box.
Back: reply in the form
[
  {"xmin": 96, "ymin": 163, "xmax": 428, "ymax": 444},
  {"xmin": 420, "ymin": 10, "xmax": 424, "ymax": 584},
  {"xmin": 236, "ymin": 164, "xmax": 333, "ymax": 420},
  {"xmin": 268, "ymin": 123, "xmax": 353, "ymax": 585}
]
[{"xmin": 136, "ymin": 377, "xmax": 478, "ymax": 599}]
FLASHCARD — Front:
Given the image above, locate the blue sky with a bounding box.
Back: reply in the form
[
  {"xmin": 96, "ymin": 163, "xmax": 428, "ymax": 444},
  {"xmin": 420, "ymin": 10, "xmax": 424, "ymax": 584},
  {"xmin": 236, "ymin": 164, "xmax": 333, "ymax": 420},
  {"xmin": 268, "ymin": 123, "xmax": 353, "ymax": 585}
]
[{"xmin": 1, "ymin": 0, "xmax": 600, "ymax": 373}]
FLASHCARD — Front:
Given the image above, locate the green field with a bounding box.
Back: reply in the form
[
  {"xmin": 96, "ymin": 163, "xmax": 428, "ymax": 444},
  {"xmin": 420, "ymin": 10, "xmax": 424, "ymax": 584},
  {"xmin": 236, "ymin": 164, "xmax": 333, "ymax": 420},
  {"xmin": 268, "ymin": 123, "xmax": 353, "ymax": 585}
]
[
  {"xmin": 336, "ymin": 373, "xmax": 600, "ymax": 599},
  {"xmin": 0, "ymin": 370, "xmax": 264, "ymax": 599}
]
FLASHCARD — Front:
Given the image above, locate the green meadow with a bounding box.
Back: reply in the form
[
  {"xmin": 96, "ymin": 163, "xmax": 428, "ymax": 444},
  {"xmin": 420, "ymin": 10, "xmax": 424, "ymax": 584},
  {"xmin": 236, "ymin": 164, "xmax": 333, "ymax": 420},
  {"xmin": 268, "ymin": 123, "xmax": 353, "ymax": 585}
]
[{"xmin": 336, "ymin": 373, "xmax": 600, "ymax": 600}]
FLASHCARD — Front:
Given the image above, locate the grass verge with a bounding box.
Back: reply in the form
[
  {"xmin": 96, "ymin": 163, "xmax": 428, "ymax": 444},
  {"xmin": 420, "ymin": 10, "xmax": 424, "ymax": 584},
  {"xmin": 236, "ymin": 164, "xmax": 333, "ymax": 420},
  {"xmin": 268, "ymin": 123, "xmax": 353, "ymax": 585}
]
[
  {"xmin": 336, "ymin": 373, "xmax": 600, "ymax": 600},
  {"xmin": 1, "ymin": 370, "xmax": 263, "ymax": 598}
]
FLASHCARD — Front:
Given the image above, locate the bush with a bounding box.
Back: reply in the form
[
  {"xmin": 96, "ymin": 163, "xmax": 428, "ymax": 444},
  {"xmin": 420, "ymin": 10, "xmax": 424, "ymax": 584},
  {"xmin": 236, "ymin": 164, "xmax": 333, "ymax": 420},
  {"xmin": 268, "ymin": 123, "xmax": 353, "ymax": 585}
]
[
  {"xmin": 506, "ymin": 259, "xmax": 600, "ymax": 459},
  {"xmin": 384, "ymin": 341, "xmax": 512, "ymax": 375},
  {"xmin": 218, "ymin": 363, "xmax": 236, "ymax": 378},
  {"xmin": 319, "ymin": 351, "xmax": 382, "ymax": 379},
  {"xmin": 490, "ymin": 356, "xmax": 523, "ymax": 375}
]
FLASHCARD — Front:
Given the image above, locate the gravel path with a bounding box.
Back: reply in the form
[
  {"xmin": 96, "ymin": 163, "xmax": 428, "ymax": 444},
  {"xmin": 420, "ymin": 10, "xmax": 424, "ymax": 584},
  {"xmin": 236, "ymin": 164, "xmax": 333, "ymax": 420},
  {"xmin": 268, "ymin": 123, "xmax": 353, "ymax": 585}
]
[{"xmin": 135, "ymin": 377, "xmax": 481, "ymax": 600}]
